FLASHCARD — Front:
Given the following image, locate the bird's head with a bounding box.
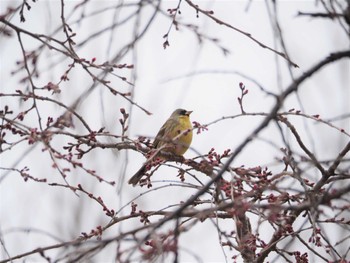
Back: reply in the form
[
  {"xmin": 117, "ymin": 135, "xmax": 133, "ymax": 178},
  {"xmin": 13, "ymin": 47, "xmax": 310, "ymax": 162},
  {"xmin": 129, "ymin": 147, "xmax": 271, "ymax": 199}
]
[{"xmin": 172, "ymin": 108, "xmax": 193, "ymax": 118}]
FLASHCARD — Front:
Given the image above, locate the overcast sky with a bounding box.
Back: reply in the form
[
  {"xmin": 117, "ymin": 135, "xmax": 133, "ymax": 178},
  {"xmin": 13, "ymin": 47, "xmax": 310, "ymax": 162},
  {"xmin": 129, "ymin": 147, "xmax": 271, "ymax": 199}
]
[{"xmin": 1, "ymin": 1, "xmax": 349, "ymax": 261}]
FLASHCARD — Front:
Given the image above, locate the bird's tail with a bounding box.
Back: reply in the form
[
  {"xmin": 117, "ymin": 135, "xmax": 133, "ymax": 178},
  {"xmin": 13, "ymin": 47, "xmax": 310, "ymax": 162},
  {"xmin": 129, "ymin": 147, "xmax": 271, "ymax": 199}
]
[{"xmin": 128, "ymin": 164, "xmax": 146, "ymax": 186}]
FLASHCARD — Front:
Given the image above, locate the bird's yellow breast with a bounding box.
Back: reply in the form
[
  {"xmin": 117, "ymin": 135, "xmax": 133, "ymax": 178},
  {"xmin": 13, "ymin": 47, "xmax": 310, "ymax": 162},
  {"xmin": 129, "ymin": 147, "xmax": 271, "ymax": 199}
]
[{"xmin": 168, "ymin": 115, "xmax": 193, "ymax": 155}]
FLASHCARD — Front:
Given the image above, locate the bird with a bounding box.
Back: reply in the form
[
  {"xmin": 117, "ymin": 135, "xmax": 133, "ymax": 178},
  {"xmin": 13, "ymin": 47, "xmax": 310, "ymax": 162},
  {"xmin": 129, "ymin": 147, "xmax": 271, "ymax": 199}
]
[{"xmin": 128, "ymin": 108, "xmax": 193, "ymax": 186}]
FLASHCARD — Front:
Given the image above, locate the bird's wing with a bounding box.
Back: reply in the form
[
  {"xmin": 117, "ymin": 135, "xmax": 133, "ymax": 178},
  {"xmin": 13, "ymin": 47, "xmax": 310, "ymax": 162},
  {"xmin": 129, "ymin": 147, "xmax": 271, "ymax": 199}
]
[{"xmin": 153, "ymin": 118, "xmax": 177, "ymax": 149}]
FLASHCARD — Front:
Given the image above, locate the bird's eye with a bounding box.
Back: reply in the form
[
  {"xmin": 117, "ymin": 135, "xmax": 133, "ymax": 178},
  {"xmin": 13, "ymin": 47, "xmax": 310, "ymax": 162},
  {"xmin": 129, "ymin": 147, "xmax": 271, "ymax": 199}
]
[{"xmin": 180, "ymin": 110, "xmax": 187, "ymax": 115}]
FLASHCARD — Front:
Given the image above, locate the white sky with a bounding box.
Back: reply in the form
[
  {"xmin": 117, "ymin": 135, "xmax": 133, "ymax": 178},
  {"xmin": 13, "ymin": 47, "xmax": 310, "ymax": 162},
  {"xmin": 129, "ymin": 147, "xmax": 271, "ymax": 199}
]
[{"xmin": 1, "ymin": 0, "xmax": 349, "ymax": 261}]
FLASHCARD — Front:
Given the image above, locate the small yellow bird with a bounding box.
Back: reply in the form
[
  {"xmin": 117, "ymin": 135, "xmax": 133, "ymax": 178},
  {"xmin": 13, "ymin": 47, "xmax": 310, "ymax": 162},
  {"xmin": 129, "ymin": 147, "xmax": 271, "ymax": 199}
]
[{"xmin": 128, "ymin": 109, "xmax": 193, "ymax": 186}]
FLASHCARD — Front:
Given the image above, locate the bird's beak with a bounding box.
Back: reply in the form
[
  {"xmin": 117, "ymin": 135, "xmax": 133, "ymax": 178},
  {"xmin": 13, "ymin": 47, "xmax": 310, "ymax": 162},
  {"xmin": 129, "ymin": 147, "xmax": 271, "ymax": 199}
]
[{"xmin": 185, "ymin": 110, "xmax": 193, "ymax": 116}]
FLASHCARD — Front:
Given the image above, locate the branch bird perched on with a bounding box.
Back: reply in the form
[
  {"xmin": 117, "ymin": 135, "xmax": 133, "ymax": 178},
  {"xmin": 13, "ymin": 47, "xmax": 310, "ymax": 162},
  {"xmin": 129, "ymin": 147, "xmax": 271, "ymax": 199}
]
[{"xmin": 128, "ymin": 109, "xmax": 193, "ymax": 186}]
